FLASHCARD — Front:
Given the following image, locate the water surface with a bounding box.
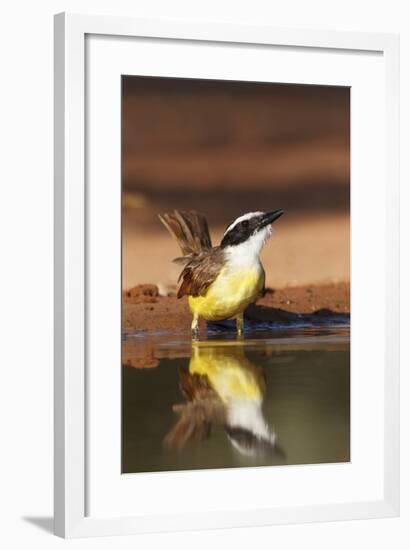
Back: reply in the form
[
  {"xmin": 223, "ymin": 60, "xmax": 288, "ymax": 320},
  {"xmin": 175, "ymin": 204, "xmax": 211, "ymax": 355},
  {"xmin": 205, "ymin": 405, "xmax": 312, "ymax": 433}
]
[{"xmin": 122, "ymin": 326, "xmax": 350, "ymax": 473}]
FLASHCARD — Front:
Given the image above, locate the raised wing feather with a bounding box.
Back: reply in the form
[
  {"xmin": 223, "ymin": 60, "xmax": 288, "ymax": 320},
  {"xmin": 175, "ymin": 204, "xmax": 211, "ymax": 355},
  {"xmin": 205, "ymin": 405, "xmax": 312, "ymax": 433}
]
[
  {"xmin": 158, "ymin": 209, "xmax": 220, "ymax": 298},
  {"xmin": 158, "ymin": 210, "xmax": 212, "ymax": 256}
]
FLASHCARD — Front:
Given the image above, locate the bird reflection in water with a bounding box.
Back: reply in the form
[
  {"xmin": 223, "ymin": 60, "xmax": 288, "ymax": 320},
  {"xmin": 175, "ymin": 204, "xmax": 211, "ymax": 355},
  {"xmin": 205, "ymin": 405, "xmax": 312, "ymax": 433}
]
[{"xmin": 164, "ymin": 342, "xmax": 284, "ymax": 459}]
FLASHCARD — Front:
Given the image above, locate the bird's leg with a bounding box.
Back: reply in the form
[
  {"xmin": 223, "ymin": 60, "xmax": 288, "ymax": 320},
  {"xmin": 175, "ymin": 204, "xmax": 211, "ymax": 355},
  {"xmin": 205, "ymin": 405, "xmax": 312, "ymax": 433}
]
[
  {"xmin": 236, "ymin": 313, "xmax": 244, "ymax": 337},
  {"xmin": 191, "ymin": 315, "xmax": 199, "ymax": 339}
]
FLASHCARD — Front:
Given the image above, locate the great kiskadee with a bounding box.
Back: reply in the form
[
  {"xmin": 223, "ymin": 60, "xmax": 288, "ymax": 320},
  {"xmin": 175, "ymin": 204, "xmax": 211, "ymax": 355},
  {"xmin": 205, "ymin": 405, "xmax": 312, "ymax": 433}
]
[{"xmin": 159, "ymin": 209, "xmax": 284, "ymax": 337}]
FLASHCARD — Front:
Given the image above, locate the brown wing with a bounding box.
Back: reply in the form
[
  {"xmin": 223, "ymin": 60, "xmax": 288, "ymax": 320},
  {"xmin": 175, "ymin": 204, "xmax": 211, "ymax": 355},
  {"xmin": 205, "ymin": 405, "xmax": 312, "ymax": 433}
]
[
  {"xmin": 158, "ymin": 210, "xmax": 212, "ymax": 256},
  {"xmin": 176, "ymin": 246, "xmax": 225, "ymax": 298}
]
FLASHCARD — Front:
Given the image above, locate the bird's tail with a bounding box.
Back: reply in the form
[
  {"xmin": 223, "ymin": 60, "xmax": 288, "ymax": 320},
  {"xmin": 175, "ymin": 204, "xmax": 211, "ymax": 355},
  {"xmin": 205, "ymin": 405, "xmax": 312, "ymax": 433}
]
[{"xmin": 158, "ymin": 210, "xmax": 212, "ymax": 257}]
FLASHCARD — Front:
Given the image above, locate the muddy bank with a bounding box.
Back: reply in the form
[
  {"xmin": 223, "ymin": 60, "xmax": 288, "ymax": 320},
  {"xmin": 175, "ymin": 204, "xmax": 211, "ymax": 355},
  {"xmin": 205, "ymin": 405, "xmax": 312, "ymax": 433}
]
[{"xmin": 123, "ymin": 282, "xmax": 349, "ymax": 334}]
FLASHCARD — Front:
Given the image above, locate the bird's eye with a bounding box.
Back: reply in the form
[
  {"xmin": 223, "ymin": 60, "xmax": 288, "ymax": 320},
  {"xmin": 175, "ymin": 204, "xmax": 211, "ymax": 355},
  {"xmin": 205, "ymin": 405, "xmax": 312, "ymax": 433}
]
[{"xmin": 241, "ymin": 220, "xmax": 249, "ymax": 229}]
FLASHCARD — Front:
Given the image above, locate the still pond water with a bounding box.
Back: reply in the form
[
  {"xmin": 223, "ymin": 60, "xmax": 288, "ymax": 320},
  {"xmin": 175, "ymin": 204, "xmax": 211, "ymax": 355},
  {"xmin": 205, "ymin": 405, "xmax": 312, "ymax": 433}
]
[{"xmin": 122, "ymin": 325, "xmax": 350, "ymax": 474}]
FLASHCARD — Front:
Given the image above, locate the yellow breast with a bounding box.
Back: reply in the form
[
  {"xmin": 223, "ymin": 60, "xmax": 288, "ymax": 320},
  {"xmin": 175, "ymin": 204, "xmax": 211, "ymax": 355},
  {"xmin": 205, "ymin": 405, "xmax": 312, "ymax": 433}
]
[{"xmin": 188, "ymin": 266, "xmax": 264, "ymax": 321}]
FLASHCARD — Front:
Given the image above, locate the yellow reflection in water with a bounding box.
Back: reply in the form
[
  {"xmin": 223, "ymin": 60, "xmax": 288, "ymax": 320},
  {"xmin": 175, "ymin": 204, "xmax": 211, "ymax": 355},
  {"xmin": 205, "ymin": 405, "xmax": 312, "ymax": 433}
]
[{"xmin": 164, "ymin": 342, "xmax": 282, "ymax": 458}]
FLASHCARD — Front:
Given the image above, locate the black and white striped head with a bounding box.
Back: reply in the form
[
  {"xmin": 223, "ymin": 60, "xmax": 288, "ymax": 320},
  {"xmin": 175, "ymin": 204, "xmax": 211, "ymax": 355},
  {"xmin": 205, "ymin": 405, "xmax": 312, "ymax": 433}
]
[{"xmin": 220, "ymin": 210, "xmax": 284, "ymax": 252}]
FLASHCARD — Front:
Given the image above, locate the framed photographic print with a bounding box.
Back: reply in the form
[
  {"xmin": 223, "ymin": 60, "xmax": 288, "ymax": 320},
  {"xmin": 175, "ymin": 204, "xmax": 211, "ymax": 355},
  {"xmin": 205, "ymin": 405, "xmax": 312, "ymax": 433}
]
[{"xmin": 54, "ymin": 13, "xmax": 399, "ymax": 538}]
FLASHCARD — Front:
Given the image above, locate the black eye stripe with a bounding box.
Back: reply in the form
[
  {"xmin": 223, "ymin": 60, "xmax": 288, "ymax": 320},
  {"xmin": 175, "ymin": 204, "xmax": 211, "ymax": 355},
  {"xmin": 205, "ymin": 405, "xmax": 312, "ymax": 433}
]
[
  {"xmin": 221, "ymin": 216, "xmax": 262, "ymax": 248},
  {"xmin": 223, "ymin": 218, "xmax": 249, "ymax": 234}
]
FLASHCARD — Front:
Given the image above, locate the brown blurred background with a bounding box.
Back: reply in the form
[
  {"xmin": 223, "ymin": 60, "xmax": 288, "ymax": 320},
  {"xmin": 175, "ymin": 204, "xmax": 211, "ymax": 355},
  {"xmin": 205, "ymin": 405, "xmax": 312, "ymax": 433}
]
[{"xmin": 122, "ymin": 76, "xmax": 350, "ymax": 290}]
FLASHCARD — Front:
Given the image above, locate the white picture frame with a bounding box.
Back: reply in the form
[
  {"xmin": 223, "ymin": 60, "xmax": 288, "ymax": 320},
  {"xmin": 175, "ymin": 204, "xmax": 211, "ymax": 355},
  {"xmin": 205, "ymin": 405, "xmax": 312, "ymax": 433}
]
[{"xmin": 54, "ymin": 12, "xmax": 400, "ymax": 538}]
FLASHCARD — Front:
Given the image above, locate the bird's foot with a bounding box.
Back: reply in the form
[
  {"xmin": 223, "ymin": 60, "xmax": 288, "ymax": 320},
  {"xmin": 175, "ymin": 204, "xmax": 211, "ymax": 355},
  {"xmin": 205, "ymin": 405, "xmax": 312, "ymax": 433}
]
[
  {"xmin": 236, "ymin": 315, "xmax": 244, "ymax": 338},
  {"xmin": 191, "ymin": 318, "xmax": 200, "ymax": 340}
]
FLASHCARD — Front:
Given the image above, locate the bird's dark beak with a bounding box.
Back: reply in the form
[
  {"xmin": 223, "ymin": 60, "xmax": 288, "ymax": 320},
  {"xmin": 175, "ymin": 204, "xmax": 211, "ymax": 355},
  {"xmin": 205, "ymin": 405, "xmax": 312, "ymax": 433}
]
[{"xmin": 259, "ymin": 209, "xmax": 284, "ymax": 228}]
